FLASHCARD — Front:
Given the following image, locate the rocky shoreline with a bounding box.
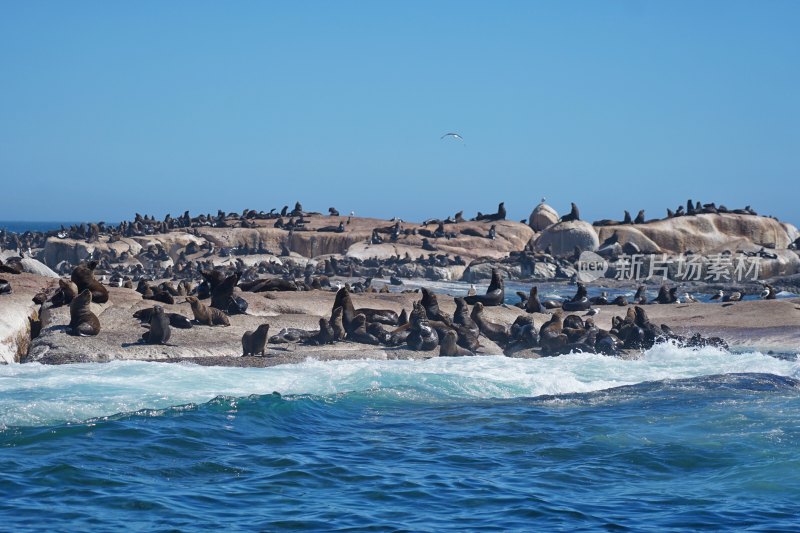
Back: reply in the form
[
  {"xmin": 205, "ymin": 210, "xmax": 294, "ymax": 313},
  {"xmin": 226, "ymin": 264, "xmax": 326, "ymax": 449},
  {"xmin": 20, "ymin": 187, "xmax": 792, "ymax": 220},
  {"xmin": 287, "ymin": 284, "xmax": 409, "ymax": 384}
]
[{"xmin": 2, "ymin": 201, "xmax": 799, "ymax": 365}]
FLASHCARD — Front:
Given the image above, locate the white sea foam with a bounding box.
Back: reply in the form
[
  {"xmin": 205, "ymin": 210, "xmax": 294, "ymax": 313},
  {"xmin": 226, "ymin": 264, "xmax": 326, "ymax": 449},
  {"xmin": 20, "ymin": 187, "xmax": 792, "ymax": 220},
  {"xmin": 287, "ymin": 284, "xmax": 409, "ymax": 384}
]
[{"xmin": 1, "ymin": 343, "xmax": 798, "ymax": 427}]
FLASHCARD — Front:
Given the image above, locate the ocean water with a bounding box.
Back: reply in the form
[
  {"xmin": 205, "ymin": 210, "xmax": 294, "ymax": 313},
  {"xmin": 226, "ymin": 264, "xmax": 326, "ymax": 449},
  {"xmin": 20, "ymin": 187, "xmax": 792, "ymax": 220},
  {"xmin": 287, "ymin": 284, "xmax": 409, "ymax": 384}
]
[
  {"xmin": 0, "ymin": 221, "xmax": 82, "ymax": 234},
  {"xmin": 2, "ymin": 345, "xmax": 800, "ymax": 530}
]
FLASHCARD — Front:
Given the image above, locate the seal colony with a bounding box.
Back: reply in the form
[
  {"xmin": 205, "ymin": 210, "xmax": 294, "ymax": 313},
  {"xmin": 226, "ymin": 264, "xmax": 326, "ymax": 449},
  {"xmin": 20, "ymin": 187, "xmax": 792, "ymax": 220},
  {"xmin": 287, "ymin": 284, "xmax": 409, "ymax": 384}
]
[{"xmin": 2, "ymin": 198, "xmax": 799, "ymax": 365}]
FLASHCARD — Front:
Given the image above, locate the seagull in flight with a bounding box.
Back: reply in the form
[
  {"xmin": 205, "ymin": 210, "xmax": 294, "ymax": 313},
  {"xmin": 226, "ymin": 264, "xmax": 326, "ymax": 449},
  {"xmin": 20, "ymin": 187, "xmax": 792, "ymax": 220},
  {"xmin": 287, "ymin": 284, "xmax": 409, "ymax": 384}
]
[{"xmin": 440, "ymin": 132, "xmax": 464, "ymax": 141}]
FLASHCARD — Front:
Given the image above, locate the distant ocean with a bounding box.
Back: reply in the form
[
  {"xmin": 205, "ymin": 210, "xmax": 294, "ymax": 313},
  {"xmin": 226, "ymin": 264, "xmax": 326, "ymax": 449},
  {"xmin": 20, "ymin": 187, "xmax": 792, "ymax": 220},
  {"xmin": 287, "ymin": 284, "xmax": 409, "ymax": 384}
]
[
  {"xmin": 0, "ymin": 221, "xmax": 81, "ymax": 233},
  {"xmin": 1, "ymin": 348, "xmax": 800, "ymax": 530}
]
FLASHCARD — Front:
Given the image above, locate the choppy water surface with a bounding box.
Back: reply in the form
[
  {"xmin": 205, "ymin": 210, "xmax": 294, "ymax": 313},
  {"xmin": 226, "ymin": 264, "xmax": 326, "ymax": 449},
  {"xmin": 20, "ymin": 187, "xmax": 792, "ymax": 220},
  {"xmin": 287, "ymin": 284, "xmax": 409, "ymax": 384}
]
[{"xmin": 2, "ymin": 346, "xmax": 800, "ymax": 530}]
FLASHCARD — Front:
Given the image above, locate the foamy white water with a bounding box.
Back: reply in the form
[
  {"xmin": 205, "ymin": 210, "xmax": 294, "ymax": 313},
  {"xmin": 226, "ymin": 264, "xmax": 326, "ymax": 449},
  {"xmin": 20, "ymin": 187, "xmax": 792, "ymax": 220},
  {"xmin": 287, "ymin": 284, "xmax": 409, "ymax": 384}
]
[{"xmin": 1, "ymin": 343, "xmax": 798, "ymax": 427}]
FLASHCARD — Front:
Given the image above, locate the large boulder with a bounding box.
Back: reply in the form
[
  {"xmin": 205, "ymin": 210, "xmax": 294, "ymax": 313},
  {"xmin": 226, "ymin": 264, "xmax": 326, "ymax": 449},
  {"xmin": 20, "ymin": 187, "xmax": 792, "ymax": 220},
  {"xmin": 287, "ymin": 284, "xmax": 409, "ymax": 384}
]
[
  {"xmin": 0, "ymin": 252, "xmax": 58, "ymax": 278},
  {"xmin": 535, "ymin": 220, "xmax": 599, "ymax": 257},
  {"xmin": 596, "ymin": 214, "xmax": 793, "ymax": 255},
  {"xmin": 528, "ymin": 202, "xmax": 559, "ymax": 231}
]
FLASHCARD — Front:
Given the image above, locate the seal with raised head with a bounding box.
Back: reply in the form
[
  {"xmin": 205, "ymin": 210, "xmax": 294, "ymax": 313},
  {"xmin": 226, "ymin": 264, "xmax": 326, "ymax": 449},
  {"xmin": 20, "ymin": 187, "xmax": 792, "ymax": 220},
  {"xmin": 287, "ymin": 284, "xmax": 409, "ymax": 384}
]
[
  {"xmin": 561, "ymin": 283, "xmax": 591, "ymax": 312},
  {"xmin": 68, "ymin": 289, "xmax": 101, "ymax": 336},
  {"xmin": 538, "ymin": 312, "xmax": 567, "ymax": 355},
  {"xmin": 470, "ymin": 302, "xmax": 510, "ymax": 347},
  {"xmin": 560, "ymin": 203, "xmax": 580, "ymax": 222},
  {"xmin": 439, "ymin": 330, "xmax": 473, "ymax": 357},
  {"xmin": 330, "ymin": 306, "xmax": 346, "ymax": 341},
  {"xmin": 306, "ymin": 318, "xmax": 335, "ymax": 346},
  {"xmin": 406, "ymin": 302, "xmax": 439, "ymax": 352},
  {"xmin": 421, "ymin": 288, "xmax": 451, "ymax": 324},
  {"xmin": 525, "ymin": 286, "xmax": 543, "ymax": 313},
  {"xmin": 463, "ymin": 268, "xmax": 504, "ymax": 307},
  {"xmin": 142, "ymin": 305, "xmax": 171, "ymax": 344},
  {"xmin": 242, "ymin": 324, "xmax": 270, "ymax": 356},
  {"xmin": 71, "ymin": 261, "xmax": 109, "ymax": 304},
  {"xmin": 185, "ymin": 296, "xmax": 230, "ymax": 326},
  {"xmin": 211, "ymin": 271, "xmax": 243, "ymax": 314},
  {"xmin": 333, "ymin": 286, "xmax": 399, "ymax": 332}
]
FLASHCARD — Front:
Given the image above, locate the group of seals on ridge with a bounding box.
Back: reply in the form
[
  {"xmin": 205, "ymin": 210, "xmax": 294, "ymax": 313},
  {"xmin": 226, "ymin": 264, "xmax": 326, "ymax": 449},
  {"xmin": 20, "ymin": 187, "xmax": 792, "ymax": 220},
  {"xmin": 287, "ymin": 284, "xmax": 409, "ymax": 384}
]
[{"xmin": 594, "ymin": 199, "xmax": 760, "ymax": 226}]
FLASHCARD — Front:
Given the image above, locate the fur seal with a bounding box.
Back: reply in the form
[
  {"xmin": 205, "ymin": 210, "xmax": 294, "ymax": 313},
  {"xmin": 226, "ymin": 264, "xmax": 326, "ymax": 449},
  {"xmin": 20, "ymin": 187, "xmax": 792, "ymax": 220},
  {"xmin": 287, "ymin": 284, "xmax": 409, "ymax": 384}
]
[
  {"xmin": 133, "ymin": 308, "xmax": 193, "ymax": 329},
  {"xmin": 0, "ymin": 258, "xmax": 22, "ymax": 275},
  {"xmin": 210, "ymin": 272, "xmax": 241, "ymax": 313},
  {"xmin": 142, "ymin": 305, "xmax": 171, "ymax": 344},
  {"xmin": 560, "ymin": 203, "xmax": 580, "ymax": 222},
  {"xmin": 330, "ymin": 306, "xmax": 346, "ymax": 341},
  {"xmin": 561, "ymin": 283, "xmax": 591, "ymax": 312},
  {"xmin": 421, "ymin": 288, "xmax": 451, "ymax": 324},
  {"xmin": 472, "ymin": 202, "xmax": 506, "ymax": 222},
  {"xmin": 68, "ymin": 289, "xmax": 101, "ymax": 336},
  {"xmin": 439, "ymin": 330, "xmax": 473, "ymax": 357},
  {"xmin": 538, "ymin": 313, "xmax": 567, "ymax": 355},
  {"xmin": 470, "ymin": 302, "xmax": 509, "ymax": 347},
  {"xmin": 653, "ymin": 286, "xmax": 678, "ymax": 304},
  {"xmin": 503, "ymin": 315, "xmax": 539, "ymax": 356},
  {"xmin": 306, "ymin": 318, "xmax": 335, "ymax": 346},
  {"xmin": 49, "ymin": 279, "xmax": 78, "ymax": 307},
  {"xmin": 71, "ymin": 261, "xmax": 109, "ymax": 304},
  {"xmin": 333, "ymin": 286, "xmax": 399, "ymax": 332},
  {"xmin": 242, "ymin": 324, "xmax": 270, "ymax": 356},
  {"xmin": 633, "ymin": 285, "xmax": 647, "ymax": 305},
  {"xmin": 463, "ymin": 268, "xmax": 504, "ymax": 306},
  {"xmin": 185, "ymin": 296, "xmax": 230, "ymax": 326},
  {"xmin": 406, "ymin": 302, "xmax": 439, "ymax": 351},
  {"xmin": 347, "ymin": 314, "xmax": 383, "ymax": 345},
  {"xmin": 525, "ymin": 286, "xmax": 543, "ymax": 313}
]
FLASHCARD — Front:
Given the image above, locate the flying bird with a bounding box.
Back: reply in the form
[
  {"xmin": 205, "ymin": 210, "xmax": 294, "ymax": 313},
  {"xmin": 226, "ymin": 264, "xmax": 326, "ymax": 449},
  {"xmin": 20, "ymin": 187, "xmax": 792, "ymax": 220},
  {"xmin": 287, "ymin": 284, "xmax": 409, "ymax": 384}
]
[{"xmin": 440, "ymin": 132, "xmax": 464, "ymax": 141}]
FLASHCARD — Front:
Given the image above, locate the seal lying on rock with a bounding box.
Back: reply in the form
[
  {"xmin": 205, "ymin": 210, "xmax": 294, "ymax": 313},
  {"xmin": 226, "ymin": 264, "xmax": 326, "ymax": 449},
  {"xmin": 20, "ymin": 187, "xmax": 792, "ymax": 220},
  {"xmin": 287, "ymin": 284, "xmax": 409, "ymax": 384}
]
[
  {"xmin": 68, "ymin": 289, "xmax": 101, "ymax": 337},
  {"xmin": 0, "ymin": 258, "xmax": 22, "ymax": 275},
  {"xmin": 133, "ymin": 308, "xmax": 193, "ymax": 329},
  {"xmin": 242, "ymin": 324, "xmax": 270, "ymax": 356},
  {"xmin": 71, "ymin": 261, "xmax": 109, "ymax": 304},
  {"xmin": 185, "ymin": 296, "xmax": 230, "ymax": 326}
]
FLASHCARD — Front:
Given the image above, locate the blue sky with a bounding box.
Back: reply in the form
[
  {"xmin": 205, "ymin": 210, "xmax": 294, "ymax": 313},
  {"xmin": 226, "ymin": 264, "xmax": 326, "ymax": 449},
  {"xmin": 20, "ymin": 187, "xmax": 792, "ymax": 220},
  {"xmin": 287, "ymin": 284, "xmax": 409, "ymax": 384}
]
[{"xmin": 1, "ymin": 1, "xmax": 798, "ymax": 225}]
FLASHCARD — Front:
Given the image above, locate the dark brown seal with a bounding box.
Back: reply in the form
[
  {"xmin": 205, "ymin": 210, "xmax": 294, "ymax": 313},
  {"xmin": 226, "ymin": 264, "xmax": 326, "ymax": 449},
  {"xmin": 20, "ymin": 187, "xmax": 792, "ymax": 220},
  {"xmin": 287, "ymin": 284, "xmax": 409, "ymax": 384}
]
[
  {"xmin": 439, "ymin": 330, "xmax": 473, "ymax": 357},
  {"xmin": 242, "ymin": 324, "xmax": 270, "ymax": 356},
  {"xmin": 71, "ymin": 261, "xmax": 109, "ymax": 304},
  {"xmin": 68, "ymin": 289, "xmax": 101, "ymax": 336},
  {"xmin": 142, "ymin": 305, "xmax": 171, "ymax": 344}
]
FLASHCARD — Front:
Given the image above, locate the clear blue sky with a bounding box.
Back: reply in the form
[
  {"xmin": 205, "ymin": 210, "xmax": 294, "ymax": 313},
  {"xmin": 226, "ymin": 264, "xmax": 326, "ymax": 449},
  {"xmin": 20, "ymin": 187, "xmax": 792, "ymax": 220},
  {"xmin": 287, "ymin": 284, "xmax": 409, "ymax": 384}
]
[{"xmin": 1, "ymin": 1, "xmax": 798, "ymax": 225}]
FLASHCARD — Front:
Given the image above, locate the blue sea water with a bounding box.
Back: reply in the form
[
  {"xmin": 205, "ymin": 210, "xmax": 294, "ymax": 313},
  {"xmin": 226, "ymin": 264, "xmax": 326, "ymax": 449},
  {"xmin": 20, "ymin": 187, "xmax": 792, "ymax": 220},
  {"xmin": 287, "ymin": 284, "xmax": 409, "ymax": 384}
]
[
  {"xmin": 2, "ymin": 345, "xmax": 800, "ymax": 531},
  {"xmin": 0, "ymin": 221, "xmax": 81, "ymax": 233}
]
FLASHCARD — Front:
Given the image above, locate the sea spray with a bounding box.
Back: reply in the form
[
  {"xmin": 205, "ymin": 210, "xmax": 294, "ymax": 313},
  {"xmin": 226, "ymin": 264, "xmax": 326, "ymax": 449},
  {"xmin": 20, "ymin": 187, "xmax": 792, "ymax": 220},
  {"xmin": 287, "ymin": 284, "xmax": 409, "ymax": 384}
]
[{"xmin": 1, "ymin": 343, "xmax": 798, "ymax": 428}]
